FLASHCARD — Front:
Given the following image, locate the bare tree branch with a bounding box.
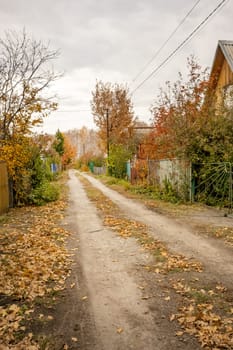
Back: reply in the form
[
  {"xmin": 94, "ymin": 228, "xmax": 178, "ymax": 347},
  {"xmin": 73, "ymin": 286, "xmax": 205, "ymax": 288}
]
[{"xmin": 0, "ymin": 29, "xmax": 61, "ymax": 140}]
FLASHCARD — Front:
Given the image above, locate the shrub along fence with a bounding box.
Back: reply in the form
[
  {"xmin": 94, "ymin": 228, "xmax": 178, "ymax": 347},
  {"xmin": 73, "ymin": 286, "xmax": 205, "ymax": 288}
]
[
  {"xmin": 130, "ymin": 159, "xmax": 233, "ymax": 209},
  {"xmin": 0, "ymin": 160, "xmax": 9, "ymax": 214}
]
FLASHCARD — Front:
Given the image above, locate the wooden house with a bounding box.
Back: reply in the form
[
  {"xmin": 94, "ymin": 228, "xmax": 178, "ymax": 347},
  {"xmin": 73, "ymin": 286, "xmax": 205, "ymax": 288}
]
[{"xmin": 209, "ymin": 40, "xmax": 233, "ymax": 107}]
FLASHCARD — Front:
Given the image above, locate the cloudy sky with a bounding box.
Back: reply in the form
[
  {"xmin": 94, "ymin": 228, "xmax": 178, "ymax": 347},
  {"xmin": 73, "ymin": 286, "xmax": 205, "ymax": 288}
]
[{"xmin": 0, "ymin": 0, "xmax": 232, "ymax": 134}]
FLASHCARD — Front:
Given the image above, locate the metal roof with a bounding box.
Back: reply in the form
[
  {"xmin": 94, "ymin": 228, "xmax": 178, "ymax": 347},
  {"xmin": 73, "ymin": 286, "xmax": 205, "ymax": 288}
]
[
  {"xmin": 218, "ymin": 40, "xmax": 233, "ymax": 72},
  {"xmin": 210, "ymin": 40, "xmax": 233, "ymax": 85}
]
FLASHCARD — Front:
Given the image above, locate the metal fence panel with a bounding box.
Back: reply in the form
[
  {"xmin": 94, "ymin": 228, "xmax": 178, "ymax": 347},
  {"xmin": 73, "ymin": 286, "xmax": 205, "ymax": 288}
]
[
  {"xmin": 131, "ymin": 158, "xmax": 191, "ymax": 200},
  {"xmin": 93, "ymin": 166, "xmax": 106, "ymax": 175},
  {"xmin": 149, "ymin": 159, "xmax": 191, "ymax": 200}
]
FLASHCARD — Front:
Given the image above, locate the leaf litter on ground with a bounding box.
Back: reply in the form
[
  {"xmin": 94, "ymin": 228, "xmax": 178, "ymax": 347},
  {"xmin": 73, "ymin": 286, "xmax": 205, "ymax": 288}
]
[{"xmin": 0, "ymin": 199, "xmax": 71, "ymax": 349}]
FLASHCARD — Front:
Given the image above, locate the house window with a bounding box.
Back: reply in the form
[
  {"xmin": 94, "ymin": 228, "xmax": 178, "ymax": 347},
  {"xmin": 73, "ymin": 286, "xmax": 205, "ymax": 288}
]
[{"xmin": 223, "ymin": 84, "xmax": 233, "ymax": 109}]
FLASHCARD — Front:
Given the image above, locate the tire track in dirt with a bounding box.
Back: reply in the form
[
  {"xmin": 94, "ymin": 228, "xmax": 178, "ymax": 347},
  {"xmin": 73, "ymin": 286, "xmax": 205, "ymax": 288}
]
[
  {"xmin": 68, "ymin": 170, "xmax": 176, "ymax": 350},
  {"xmin": 81, "ymin": 172, "xmax": 233, "ymax": 289}
]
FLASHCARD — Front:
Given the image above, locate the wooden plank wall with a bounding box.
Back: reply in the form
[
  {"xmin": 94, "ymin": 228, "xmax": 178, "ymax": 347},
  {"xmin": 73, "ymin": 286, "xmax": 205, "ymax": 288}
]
[
  {"xmin": 0, "ymin": 161, "xmax": 9, "ymax": 214},
  {"xmin": 216, "ymin": 60, "xmax": 233, "ymax": 91}
]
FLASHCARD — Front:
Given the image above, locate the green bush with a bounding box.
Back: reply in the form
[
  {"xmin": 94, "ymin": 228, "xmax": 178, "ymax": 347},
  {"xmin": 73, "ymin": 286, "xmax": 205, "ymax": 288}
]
[
  {"xmin": 106, "ymin": 177, "xmax": 119, "ymax": 185},
  {"xmin": 74, "ymin": 159, "xmax": 82, "ymax": 169},
  {"xmin": 91, "ymin": 156, "xmax": 105, "ymax": 167},
  {"xmin": 128, "ymin": 181, "xmax": 181, "ymax": 203},
  {"xmin": 105, "ymin": 177, "xmax": 131, "ymax": 190},
  {"xmin": 117, "ymin": 179, "xmax": 131, "ymax": 190},
  {"xmin": 160, "ymin": 178, "xmax": 180, "ymax": 203},
  {"xmin": 108, "ymin": 144, "xmax": 132, "ymax": 178},
  {"xmin": 29, "ymin": 181, "xmax": 60, "ymax": 206},
  {"xmin": 103, "ymin": 174, "xmax": 182, "ymax": 204}
]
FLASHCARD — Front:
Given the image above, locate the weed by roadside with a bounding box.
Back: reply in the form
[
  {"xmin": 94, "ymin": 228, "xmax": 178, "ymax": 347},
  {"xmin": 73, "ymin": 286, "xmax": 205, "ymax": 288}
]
[{"xmin": 94, "ymin": 174, "xmax": 205, "ymax": 216}]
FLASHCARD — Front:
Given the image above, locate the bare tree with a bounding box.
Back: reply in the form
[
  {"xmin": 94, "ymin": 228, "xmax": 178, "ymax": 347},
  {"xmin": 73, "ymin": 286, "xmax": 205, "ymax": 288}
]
[{"xmin": 0, "ymin": 29, "xmax": 60, "ymax": 141}]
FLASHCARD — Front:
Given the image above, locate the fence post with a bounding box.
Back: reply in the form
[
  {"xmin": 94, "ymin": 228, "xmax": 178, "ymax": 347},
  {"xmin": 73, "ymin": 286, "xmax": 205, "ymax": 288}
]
[
  {"xmin": 147, "ymin": 158, "xmax": 150, "ymax": 185},
  {"xmin": 190, "ymin": 162, "xmax": 194, "ymax": 203},
  {"xmin": 229, "ymin": 163, "xmax": 232, "ymax": 214},
  {"xmin": 0, "ymin": 161, "xmax": 10, "ymax": 213}
]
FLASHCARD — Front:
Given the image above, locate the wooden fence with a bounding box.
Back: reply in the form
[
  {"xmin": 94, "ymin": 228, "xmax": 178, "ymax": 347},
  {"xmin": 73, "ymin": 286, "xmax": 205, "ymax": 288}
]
[{"xmin": 0, "ymin": 161, "xmax": 9, "ymax": 214}]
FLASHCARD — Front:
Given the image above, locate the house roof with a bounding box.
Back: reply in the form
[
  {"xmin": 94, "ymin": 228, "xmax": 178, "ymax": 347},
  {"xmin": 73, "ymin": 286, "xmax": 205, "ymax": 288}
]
[
  {"xmin": 210, "ymin": 40, "xmax": 233, "ymax": 83},
  {"xmin": 219, "ymin": 40, "xmax": 233, "ymax": 71}
]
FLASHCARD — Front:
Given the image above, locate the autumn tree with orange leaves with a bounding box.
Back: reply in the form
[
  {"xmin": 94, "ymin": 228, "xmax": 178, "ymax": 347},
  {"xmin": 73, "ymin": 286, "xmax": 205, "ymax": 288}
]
[
  {"xmin": 150, "ymin": 57, "xmax": 211, "ymax": 161},
  {"xmin": 91, "ymin": 81, "xmax": 135, "ymax": 152},
  {"xmin": 147, "ymin": 56, "xmax": 233, "ymax": 205},
  {"xmin": 61, "ymin": 134, "xmax": 77, "ymax": 169},
  {"xmin": 150, "ymin": 56, "xmax": 233, "ymax": 164},
  {"xmin": 0, "ymin": 30, "xmax": 60, "ymax": 204},
  {"xmin": 53, "ymin": 129, "xmax": 77, "ymax": 169},
  {"xmin": 151, "ymin": 57, "xmax": 233, "ymax": 163}
]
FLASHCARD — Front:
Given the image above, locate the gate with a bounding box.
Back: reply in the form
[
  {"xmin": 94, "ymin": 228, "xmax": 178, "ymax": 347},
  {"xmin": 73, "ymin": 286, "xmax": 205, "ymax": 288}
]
[
  {"xmin": 0, "ymin": 161, "xmax": 9, "ymax": 214},
  {"xmin": 193, "ymin": 162, "xmax": 233, "ymax": 212}
]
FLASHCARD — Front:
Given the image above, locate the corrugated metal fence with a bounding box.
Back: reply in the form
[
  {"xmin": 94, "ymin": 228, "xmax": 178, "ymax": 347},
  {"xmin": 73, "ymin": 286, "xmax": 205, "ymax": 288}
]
[
  {"xmin": 93, "ymin": 166, "xmax": 106, "ymax": 175},
  {"xmin": 0, "ymin": 161, "xmax": 9, "ymax": 214},
  {"xmin": 130, "ymin": 158, "xmax": 192, "ymax": 201},
  {"xmin": 148, "ymin": 159, "xmax": 191, "ymax": 194}
]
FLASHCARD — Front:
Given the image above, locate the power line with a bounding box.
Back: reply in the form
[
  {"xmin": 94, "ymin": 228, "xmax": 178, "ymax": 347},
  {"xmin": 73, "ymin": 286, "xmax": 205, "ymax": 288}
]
[
  {"xmin": 55, "ymin": 109, "xmax": 91, "ymax": 113},
  {"xmin": 131, "ymin": 0, "xmax": 202, "ymax": 84},
  {"xmin": 130, "ymin": 0, "xmax": 229, "ymax": 96}
]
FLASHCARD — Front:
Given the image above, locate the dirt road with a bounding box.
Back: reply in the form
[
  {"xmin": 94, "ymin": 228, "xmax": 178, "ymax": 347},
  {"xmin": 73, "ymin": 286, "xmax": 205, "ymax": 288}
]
[
  {"xmin": 65, "ymin": 170, "xmax": 233, "ymax": 349},
  {"xmin": 80, "ymin": 172, "xmax": 233, "ymax": 288},
  {"xmin": 67, "ymin": 171, "xmax": 169, "ymax": 350}
]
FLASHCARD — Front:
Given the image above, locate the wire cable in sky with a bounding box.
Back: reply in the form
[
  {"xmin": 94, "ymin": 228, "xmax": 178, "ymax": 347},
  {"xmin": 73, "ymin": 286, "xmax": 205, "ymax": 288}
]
[
  {"xmin": 131, "ymin": 0, "xmax": 201, "ymax": 84},
  {"xmin": 130, "ymin": 0, "xmax": 229, "ymax": 96},
  {"xmin": 55, "ymin": 109, "xmax": 91, "ymax": 113}
]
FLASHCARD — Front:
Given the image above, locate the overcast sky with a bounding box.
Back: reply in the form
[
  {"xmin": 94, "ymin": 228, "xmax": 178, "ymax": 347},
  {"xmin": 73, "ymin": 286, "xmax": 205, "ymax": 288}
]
[{"xmin": 0, "ymin": 0, "xmax": 233, "ymax": 134}]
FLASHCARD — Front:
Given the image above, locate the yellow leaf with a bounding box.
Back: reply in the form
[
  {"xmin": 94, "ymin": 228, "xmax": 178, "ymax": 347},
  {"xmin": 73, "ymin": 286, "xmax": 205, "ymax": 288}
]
[
  {"xmin": 186, "ymin": 316, "xmax": 196, "ymax": 323},
  {"xmin": 71, "ymin": 337, "xmax": 78, "ymax": 342},
  {"xmin": 117, "ymin": 327, "xmax": 123, "ymax": 334},
  {"xmin": 170, "ymin": 314, "xmax": 175, "ymax": 321},
  {"xmin": 176, "ymin": 331, "xmax": 184, "ymax": 336}
]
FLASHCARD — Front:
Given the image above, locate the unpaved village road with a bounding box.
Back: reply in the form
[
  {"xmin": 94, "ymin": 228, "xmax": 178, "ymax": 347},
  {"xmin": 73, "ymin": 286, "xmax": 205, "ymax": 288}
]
[
  {"xmin": 80, "ymin": 172, "xmax": 233, "ymax": 288},
  {"xmin": 65, "ymin": 170, "xmax": 233, "ymax": 350}
]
